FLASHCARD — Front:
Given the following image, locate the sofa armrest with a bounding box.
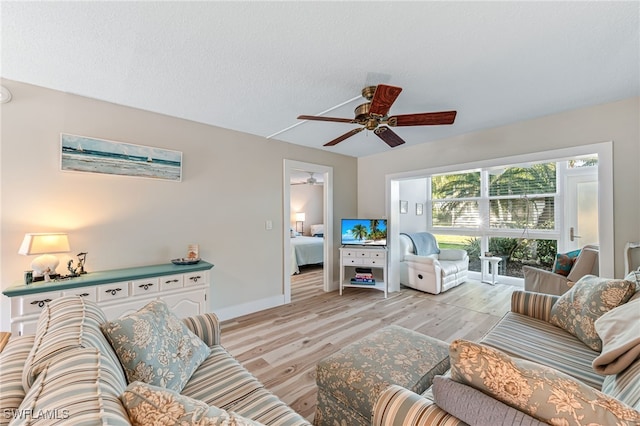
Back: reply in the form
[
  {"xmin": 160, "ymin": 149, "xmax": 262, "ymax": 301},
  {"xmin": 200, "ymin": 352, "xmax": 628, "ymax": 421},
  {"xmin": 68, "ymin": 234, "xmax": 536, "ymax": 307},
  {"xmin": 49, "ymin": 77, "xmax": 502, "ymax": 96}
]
[
  {"xmin": 404, "ymin": 253, "xmax": 437, "ymax": 265},
  {"xmin": 438, "ymin": 249, "xmax": 468, "ymax": 261},
  {"xmin": 372, "ymin": 385, "xmax": 466, "ymax": 426},
  {"xmin": 182, "ymin": 312, "xmax": 221, "ymax": 346},
  {"xmin": 511, "ymin": 290, "xmax": 560, "ymax": 322},
  {"xmin": 522, "ymin": 265, "xmax": 572, "ymax": 295}
]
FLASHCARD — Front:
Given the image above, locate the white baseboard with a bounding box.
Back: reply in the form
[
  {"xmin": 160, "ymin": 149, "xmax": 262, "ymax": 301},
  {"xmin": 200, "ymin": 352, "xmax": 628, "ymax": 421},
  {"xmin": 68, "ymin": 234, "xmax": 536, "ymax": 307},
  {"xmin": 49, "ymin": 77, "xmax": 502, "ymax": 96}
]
[{"xmin": 213, "ymin": 294, "xmax": 285, "ymax": 322}]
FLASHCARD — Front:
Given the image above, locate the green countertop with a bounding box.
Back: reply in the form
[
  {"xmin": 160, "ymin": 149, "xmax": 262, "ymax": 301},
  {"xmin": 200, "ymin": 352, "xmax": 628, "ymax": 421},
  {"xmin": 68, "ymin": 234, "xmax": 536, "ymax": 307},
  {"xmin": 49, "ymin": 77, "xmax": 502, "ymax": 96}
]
[{"xmin": 2, "ymin": 260, "xmax": 214, "ymax": 297}]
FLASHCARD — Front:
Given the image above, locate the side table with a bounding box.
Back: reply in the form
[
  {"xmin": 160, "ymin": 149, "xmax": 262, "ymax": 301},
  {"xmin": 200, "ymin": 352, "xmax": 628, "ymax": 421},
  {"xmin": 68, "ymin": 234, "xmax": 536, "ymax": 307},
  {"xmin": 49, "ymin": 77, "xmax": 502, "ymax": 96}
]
[{"xmin": 479, "ymin": 256, "xmax": 502, "ymax": 285}]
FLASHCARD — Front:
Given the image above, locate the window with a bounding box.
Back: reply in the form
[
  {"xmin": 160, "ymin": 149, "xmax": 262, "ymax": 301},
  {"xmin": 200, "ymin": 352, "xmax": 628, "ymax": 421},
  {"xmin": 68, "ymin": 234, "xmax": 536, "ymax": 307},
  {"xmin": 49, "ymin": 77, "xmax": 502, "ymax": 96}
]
[{"xmin": 429, "ymin": 157, "xmax": 597, "ymax": 278}]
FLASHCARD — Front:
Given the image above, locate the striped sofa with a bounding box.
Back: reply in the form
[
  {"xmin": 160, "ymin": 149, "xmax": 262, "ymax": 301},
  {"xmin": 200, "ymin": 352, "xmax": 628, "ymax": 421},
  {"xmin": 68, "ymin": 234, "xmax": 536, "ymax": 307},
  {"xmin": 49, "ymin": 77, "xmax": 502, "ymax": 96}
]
[
  {"xmin": 371, "ymin": 289, "xmax": 640, "ymax": 425},
  {"xmin": 0, "ymin": 296, "xmax": 310, "ymax": 426}
]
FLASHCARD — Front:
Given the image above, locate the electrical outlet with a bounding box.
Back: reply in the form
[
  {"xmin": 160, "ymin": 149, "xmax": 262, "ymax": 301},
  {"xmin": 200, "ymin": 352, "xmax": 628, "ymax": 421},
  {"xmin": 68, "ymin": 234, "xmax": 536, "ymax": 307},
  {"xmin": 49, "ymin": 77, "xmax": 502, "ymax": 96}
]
[{"xmin": 265, "ymin": 220, "xmax": 273, "ymax": 230}]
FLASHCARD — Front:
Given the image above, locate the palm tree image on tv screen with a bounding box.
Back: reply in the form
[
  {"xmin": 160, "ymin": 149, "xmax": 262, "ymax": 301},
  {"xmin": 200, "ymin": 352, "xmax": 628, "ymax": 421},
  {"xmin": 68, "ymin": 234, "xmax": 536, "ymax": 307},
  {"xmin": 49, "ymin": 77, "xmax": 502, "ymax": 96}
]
[{"xmin": 341, "ymin": 219, "xmax": 387, "ymax": 246}]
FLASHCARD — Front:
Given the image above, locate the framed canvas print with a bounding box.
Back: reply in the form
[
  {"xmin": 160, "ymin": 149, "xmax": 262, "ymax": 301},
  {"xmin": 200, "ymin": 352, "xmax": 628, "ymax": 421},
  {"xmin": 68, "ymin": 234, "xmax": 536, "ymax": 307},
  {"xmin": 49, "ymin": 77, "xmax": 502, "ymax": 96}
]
[{"xmin": 60, "ymin": 133, "xmax": 182, "ymax": 182}]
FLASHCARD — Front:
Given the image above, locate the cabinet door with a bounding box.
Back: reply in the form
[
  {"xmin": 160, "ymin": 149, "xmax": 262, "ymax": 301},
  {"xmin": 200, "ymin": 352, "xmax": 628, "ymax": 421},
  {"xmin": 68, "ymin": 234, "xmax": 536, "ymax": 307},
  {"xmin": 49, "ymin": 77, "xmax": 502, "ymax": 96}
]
[{"xmin": 162, "ymin": 288, "xmax": 206, "ymax": 318}]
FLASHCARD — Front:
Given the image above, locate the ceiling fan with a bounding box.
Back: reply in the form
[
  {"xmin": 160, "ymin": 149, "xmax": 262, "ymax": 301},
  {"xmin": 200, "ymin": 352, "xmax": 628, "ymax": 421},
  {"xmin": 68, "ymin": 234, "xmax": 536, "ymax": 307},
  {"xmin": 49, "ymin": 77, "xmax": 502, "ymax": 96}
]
[
  {"xmin": 292, "ymin": 172, "xmax": 322, "ymax": 186},
  {"xmin": 297, "ymin": 84, "xmax": 457, "ymax": 148}
]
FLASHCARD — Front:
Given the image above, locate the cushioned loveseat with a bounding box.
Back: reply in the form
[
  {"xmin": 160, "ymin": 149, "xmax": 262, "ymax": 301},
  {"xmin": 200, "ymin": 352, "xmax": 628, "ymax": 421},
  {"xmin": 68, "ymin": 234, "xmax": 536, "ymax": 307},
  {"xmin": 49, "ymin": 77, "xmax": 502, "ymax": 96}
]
[
  {"xmin": 372, "ymin": 273, "xmax": 640, "ymax": 425},
  {"xmin": 0, "ymin": 296, "xmax": 310, "ymax": 426},
  {"xmin": 399, "ymin": 233, "xmax": 469, "ymax": 294}
]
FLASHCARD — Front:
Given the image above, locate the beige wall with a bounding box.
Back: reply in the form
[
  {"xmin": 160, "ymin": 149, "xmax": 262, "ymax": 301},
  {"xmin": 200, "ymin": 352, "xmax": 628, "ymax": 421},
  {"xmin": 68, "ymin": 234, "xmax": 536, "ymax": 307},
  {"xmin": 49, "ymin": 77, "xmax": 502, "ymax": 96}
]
[
  {"xmin": 358, "ymin": 97, "xmax": 640, "ymax": 277},
  {"xmin": 0, "ymin": 80, "xmax": 357, "ymax": 330}
]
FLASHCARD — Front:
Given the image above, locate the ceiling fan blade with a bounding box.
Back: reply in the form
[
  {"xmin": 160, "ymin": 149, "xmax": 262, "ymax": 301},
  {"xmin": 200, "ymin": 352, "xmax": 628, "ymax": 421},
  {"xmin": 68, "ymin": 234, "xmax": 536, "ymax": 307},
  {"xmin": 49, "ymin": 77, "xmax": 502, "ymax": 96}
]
[
  {"xmin": 374, "ymin": 127, "xmax": 406, "ymax": 148},
  {"xmin": 369, "ymin": 84, "xmax": 403, "ymax": 117},
  {"xmin": 298, "ymin": 115, "xmax": 356, "ymax": 124},
  {"xmin": 388, "ymin": 110, "xmax": 457, "ymax": 126},
  {"xmin": 324, "ymin": 127, "xmax": 364, "ymax": 146}
]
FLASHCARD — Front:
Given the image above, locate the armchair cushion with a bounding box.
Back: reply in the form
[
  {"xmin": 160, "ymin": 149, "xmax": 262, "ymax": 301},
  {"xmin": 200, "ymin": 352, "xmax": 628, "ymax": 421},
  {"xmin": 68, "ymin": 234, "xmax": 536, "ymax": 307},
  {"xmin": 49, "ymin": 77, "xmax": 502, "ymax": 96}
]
[{"xmin": 449, "ymin": 339, "xmax": 640, "ymax": 426}]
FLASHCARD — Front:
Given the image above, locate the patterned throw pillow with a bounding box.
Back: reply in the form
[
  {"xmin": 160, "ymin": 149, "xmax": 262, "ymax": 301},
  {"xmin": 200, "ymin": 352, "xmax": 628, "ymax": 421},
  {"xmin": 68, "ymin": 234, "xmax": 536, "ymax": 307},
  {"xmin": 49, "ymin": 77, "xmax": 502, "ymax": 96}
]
[
  {"xmin": 552, "ymin": 249, "xmax": 581, "ymax": 276},
  {"xmin": 101, "ymin": 300, "xmax": 210, "ymax": 392},
  {"xmin": 121, "ymin": 381, "xmax": 262, "ymax": 426},
  {"xmin": 449, "ymin": 339, "xmax": 640, "ymax": 426},
  {"xmin": 549, "ymin": 275, "xmax": 635, "ymax": 351}
]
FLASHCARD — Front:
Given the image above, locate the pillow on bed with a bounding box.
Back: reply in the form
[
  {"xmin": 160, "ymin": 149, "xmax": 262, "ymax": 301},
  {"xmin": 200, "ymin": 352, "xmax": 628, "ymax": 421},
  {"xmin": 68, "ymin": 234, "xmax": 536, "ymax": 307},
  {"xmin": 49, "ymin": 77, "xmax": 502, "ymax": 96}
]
[{"xmin": 310, "ymin": 224, "xmax": 324, "ymax": 237}]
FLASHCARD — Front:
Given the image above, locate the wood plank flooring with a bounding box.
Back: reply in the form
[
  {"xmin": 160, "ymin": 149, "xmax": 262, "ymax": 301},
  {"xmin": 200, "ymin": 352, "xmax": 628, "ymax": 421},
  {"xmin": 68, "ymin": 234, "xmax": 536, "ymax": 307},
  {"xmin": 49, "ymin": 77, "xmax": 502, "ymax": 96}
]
[{"xmin": 220, "ymin": 266, "xmax": 521, "ymax": 421}]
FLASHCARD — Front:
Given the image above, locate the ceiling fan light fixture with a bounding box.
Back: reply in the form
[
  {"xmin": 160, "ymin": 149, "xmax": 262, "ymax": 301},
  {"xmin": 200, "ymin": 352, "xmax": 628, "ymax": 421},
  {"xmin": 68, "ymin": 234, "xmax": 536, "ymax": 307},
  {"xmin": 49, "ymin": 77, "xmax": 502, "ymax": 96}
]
[{"xmin": 297, "ymin": 84, "xmax": 457, "ymax": 148}]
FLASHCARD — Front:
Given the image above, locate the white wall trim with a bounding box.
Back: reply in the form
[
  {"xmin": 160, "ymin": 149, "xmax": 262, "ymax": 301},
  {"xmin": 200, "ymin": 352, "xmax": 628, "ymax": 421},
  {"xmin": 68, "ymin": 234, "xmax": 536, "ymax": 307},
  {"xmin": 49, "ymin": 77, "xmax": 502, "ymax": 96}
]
[{"xmin": 213, "ymin": 295, "xmax": 285, "ymax": 322}]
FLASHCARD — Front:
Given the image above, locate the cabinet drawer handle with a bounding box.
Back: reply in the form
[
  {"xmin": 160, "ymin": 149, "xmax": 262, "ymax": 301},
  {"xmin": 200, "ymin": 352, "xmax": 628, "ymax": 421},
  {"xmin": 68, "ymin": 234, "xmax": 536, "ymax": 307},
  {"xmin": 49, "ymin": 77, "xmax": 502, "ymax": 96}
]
[
  {"xmin": 105, "ymin": 288, "xmax": 122, "ymax": 296},
  {"xmin": 138, "ymin": 283, "xmax": 154, "ymax": 290},
  {"xmin": 165, "ymin": 279, "xmax": 179, "ymax": 284},
  {"xmin": 189, "ymin": 275, "xmax": 202, "ymax": 283},
  {"xmin": 77, "ymin": 293, "xmax": 90, "ymax": 297},
  {"xmin": 30, "ymin": 299, "xmax": 52, "ymax": 308}
]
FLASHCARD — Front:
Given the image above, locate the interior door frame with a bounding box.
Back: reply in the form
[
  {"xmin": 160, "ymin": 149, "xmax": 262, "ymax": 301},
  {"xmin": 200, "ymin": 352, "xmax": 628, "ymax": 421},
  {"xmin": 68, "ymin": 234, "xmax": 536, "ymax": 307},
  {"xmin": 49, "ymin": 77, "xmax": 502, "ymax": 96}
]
[{"xmin": 283, "ymin": 160, "xmax": 334, "ymax": 302}]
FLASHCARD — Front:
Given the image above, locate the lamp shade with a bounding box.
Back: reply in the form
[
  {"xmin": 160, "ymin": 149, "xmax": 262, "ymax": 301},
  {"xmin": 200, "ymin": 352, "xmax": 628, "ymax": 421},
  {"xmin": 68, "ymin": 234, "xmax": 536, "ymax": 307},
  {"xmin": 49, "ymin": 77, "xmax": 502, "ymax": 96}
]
[
  {"xmin": 295, "ymin": 212, "xmax": 306, "ymax": 222},
  {"xmin": 18, "ymin": 233, "xmax": 70, "ymax": 255}
]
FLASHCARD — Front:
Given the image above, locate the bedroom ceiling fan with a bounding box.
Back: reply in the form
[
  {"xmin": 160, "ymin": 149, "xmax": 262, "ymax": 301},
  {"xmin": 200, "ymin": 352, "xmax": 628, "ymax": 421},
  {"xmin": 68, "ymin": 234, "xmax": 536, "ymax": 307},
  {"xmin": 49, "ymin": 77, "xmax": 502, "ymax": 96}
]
[
  {"xmin": 297, "ymin": 84, "xmax": 457, "ymax": 148},
  {"xmin": 292, "ymin": 172, "xmax": 322, "ymax": 186}
]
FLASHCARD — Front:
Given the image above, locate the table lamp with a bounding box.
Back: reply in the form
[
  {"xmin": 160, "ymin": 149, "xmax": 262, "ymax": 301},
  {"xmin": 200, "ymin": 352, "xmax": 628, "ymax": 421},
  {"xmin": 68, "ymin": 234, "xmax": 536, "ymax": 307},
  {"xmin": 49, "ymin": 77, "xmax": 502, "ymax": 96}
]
[
  {"xmin": 18, "ymin": 233, "xmax": 71, "ymax": 280},
  {"xmin": 295, "ymin": 212, "xmax": 305, "ymax": 234}
]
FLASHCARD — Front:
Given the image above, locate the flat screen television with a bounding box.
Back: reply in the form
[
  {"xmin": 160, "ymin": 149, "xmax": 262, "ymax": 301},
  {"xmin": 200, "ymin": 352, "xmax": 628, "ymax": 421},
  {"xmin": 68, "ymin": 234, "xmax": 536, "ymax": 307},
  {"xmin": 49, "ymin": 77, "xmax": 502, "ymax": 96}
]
[{"xmin": 341, "ymin": 219, "xmax": 387, "ymax": 246}]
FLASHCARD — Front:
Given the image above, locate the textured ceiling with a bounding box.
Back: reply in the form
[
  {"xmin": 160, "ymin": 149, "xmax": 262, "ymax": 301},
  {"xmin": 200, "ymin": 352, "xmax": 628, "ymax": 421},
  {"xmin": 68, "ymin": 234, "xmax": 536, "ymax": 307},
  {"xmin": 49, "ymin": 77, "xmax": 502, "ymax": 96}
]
[{"xmin": 2, "ymin": 1, "xmax": 638, "ymax": 157}]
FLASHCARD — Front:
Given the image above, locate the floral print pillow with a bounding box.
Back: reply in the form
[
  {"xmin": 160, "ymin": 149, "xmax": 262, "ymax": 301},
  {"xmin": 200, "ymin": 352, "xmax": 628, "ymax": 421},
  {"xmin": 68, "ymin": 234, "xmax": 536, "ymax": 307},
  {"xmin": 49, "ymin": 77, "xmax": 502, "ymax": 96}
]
[
  {"xmin": 121, "ymin": 381, "xmax": 262, "ymax": 426},
  {"xmin": 549, "ymin": 275, "xmax": 635, "ymax": 351},
  {"xmin": 449, "ymin": 339, "xmax": 640, "ymax": 425},
  {"xmin": 101, "ymin": 300, "xmax": 210, "ymax": 392}
]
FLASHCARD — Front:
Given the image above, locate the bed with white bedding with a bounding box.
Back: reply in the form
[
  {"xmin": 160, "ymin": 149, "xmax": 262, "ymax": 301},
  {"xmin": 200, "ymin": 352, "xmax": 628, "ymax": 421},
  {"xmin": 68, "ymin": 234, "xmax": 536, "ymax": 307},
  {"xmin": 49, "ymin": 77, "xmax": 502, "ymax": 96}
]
[{"xmin": 291, "ymin": 235, "xmax": 324, "ymax": 275}]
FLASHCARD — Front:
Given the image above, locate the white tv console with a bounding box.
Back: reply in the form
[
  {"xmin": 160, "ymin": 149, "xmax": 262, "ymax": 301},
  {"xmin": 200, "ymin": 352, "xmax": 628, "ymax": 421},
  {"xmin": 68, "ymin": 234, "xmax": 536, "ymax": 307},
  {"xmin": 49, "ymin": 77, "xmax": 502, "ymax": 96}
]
[{"xmin": 339, "ymin": 246, "xmax": 388, "ymax": 298}]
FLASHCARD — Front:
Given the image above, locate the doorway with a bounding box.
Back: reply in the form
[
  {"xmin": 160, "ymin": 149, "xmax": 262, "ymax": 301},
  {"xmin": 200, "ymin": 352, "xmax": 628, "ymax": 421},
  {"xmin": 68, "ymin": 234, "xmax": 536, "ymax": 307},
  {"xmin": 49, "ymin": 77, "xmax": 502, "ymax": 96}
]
[
  {"xmin": 564, "ymin": 172, "xmax": 599, "ymax": 252},
  {"xmin": 283, "ymin": 160, "xmax": 334, "ymax": 303}
]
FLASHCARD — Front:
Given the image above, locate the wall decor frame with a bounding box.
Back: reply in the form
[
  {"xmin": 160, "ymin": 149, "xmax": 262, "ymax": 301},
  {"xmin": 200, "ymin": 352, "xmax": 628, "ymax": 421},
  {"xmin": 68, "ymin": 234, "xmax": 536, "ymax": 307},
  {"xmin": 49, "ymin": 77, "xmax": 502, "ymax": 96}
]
[
  {"xmin": 400, "ymin": 200, "xmax": 408, "ymax": 214},
  {"xmin": 60, "ymin": 133, "xmax": 182, "ymax": 182},
  {"xmin": 416, "ymin": 203, "xmax": 424, "ymax": 216}
]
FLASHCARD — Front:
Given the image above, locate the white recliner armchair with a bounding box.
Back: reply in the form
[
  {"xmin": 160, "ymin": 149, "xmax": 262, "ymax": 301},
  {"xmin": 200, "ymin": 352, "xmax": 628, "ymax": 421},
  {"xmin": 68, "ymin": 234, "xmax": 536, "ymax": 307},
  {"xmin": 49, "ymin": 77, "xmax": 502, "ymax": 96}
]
[{"xmin": 399, "ymin": 233, "xmax": 469, "ymax": 294}]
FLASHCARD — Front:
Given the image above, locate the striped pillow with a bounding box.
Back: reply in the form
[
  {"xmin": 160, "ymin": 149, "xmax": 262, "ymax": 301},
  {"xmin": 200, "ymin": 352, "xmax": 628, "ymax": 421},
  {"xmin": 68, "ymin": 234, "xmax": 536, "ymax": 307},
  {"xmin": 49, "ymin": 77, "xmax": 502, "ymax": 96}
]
[
  {"xmin": 11, "ymin": 348, "xmax": 129, "ymax": 425},
  {"xmin": 0, "ymin": 335, "xmax": 35, "ymax": 426},
  {"xmin": 22, "ymin": 296, "xmax": 126, "ymax": 391}
]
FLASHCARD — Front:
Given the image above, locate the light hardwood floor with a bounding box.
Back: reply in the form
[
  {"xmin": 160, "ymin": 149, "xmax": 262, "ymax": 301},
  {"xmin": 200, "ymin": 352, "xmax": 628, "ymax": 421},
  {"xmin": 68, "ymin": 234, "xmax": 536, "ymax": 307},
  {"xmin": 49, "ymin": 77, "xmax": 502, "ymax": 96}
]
[{"xmin": 220, "ymin": 266, "xmax": 521, "ymax": 421}]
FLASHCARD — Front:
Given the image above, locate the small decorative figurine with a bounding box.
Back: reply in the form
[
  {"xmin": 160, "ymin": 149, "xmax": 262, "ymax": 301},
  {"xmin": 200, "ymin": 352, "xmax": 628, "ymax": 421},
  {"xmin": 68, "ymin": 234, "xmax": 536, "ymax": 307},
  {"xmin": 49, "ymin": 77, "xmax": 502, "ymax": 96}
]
[{"xmin": 66, "ymin": 252, "xmax": 88, "ymax": 277}]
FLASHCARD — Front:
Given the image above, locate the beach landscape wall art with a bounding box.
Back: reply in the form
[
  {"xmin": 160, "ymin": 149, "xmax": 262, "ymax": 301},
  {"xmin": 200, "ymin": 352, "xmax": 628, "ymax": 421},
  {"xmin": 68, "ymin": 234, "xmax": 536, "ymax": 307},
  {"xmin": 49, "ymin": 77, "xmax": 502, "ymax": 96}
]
[{"xmin": 60, "ymin": 134, "xmax": 182, "ymax": 182}]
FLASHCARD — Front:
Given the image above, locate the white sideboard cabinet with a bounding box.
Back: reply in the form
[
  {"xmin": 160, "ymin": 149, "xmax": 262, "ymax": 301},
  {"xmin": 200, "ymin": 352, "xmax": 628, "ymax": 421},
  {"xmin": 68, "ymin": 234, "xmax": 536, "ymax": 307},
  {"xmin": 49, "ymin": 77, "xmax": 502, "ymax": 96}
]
[
  {"xmin": 339, "ymin": 246, "xmax": 388, "ymax": 298},
  {"xmin": 2, "ymin": 261, "xmax": 214, "ymax": 336}
]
